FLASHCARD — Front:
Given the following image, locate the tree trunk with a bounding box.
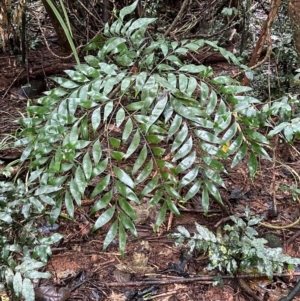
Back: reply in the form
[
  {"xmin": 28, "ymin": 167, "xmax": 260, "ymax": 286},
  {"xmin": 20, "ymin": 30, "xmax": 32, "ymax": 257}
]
[
  {"xmin": 289, "ymin": 0, "xmax": 300, "ymax": 59},
  {"xmin": 102, "ymin": 0, "xmax": 113, "ymax": 24},
  {"xmin": 41, "ymin": 0, "xmax": 71, "ymax": 52},
  {"xmin": 241, "ymin": 0, "xmax": 282, "ymax": 86}
]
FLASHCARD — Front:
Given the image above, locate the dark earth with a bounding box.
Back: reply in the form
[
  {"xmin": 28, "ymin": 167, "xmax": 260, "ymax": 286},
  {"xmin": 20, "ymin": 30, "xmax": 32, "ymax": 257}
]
[{"xmin": 1, "ymin": 17, "xmax": 300, "ymax": 301}]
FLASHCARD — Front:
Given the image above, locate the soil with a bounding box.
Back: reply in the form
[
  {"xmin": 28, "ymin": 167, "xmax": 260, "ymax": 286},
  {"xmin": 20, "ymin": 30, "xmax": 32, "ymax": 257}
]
[{"xmin": 1, "ymin": 30, "xmax": 300, "ymax": 301}]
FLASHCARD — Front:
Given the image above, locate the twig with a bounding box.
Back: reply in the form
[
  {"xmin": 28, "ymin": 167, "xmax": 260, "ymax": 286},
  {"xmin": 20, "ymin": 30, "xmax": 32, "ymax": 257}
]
[
  {"xmin": 2, "ymin": 69, "xmax": 25, "ymax": 100},
  {"xmin": 163, "ymin": 0, "xmax": 190, "ymax": 37},
  {"xmin": 271, "ymin": 135, "xmax": 279, "ymax": 216},
  {"xmin": 286, "ymin": 230, "xmax": 300, "ymax": 246},
  {"xmin": 278, "ymin": 281, "xmax": 300, "ymax": 301},
  {"xmin": 238, "ymin": 279, "xmax": 264, "ymax": 301},
  {"xmin": 214, "ymin": 213, "xmax": 245, "ymax": 228},
  {"xmin": 96, "ymin": 272, "xmax": 300, "ymax": 287}
]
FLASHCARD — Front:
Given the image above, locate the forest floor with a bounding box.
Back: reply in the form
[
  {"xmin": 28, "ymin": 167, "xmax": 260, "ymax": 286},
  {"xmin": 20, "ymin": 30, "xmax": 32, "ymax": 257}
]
[{"xmin": 1, "ymin": 33, "xmax": 300, "ymax": 301}]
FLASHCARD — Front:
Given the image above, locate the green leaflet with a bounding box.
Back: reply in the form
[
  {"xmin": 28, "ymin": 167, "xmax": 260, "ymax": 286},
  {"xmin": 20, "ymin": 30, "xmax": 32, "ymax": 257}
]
[
  {"xmin": 92, "ymin": 140, "xmax": 102, "ymax": 165},
  {"xmin": 231, "ymin": 143, "xmax": 247, "ymax": 168},
  {"xmin": 178, "ymin": 167, "xmax": 199, "ymax": 189},
  {"xmin": 65, "ymin": 191, "xmax": 74, "ymax": 219},
  {"xmin": 82, "ymin": 152, "xmax": 92, "ymax": 180},
  {"xmin": 74, "ymin": 166, "xmax": 87, "ymax": 195},
  {"xmin": 103, "ymin": 220, "xmax": 118, "ymax": 251},
  {"xmin": 141, "ymin": 76, "xmax": 158, "ymax": 111},
  {"xmin": 166, "ymin": 198, "xmax": 180, "ymax": 216},
  {"xmin": 22, "ymin": 278, "xmax": 35, "ymax": 301},
  {"xmin": 118, "ymin": 198, "xmax": 137, "ymax": 221},
  {"xmin": 145, "ymin": 92, "xmax": 168, "ymax": 132},
  {"xmin": 49, "ymin": 197, "xmax": 62, "ymax": 225},
  {"xmin": 122, "ymin": 118, "xmax": 133, "ymax": 142},
  {"xmin": 13, "ymin": 272, "xmax": 22, "ymax": 298},
  {"xmin": 154, "ymin": 201, "xmax": 167, "ymax": 231},
  {"xmin": 116, "ymin": 108, "xmax": 125, "ymax": 127},
  {"xmin": 173, "ymin": 136, "xmax": 193, "ymax": 161},
  {"xmin": 91, "ymin": 175, "xmax": 111, "ymax": 199},
  {"xmin": 70, "ymin": 179, "xmax": 81, "ymax": 205},
  {"xmin": 171, "ymin": 123, "xmax": 188, "ymax": 153},
  {"xmin": 204, "ymin": 179, "xmax": 223, "ymax": 205},
  {"xmin": 90, "ymin": 190, "xmax": 113, "ymax": 215},
  {"xmin": 124, "ymin": 130, "xmax": 140, "ymax": 159},
  {"xmin": 175, "ymin": 151, "xmax": 196, "ymax": 173},
  {"xmin": 248, "ymin": 152, "xmax": 258, "ymax": 180},
  {"xmin": 202, "ymin": 185, "xmax": 209, "ymax": 214},
  {"xmin": 132, "ymin": 145, "xmax": 147, "ymax": 174},
  {"xmin": 141, "ymin": 175, "xmax": 158, "ymax": 196},
  {"xmin": 120, "ymin": 211, "xmax": 138, "ymax": 237},
  {"xmin": 115, "ymin": 181, "xmax": 140, "ymax": 203},
  {"xmin": 135, "ymin": 159, "xmax": 153, "ymax": 184},
  {"xmin": 119, "ymin": 222, "xmax": 127, "ymax": 258},
  {"xmin": 168, "ymin": 114, "xmax": 182, "ymax": 140},
  {"xmin": 92, "ymin": 158, "xmax": 108, "ymax": 178},
  {"xmin": 103, "ymin": 101, "xmax": 114, "ymax": 122},
  {"xmin": 92, "ymin": 205, "xmax": 115, "ymax": 232},
  {"xmin": 184, "ymin": 180, "xmax": 202, "ymax": 202},
  {"xmin": 91, "ymin": 107, "xmax": 101, "ymax": 131},
  {"xmin": 114, "ymin": 166, "xmax": 135, "ymax": 189}
]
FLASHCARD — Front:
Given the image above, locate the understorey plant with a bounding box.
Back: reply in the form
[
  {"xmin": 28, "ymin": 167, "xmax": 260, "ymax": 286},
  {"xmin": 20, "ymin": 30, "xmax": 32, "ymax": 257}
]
[
  {"xmin": 13, "ymin": 0, "xmax": 289, "ymax": 258},
  {"xmin": 1, "ymin": 2, "xmax": 300, "ymax": 300},
  {"xmin": 170, "ymin": 207, "xmax": 300, "ymax": 280},
  {"xmin": 0, "ymin": 180, "xmax": 63, "ymax": 300},
  {"xmin": 0, "ymin": 134, "xmax": 63, "ymax": 300}
]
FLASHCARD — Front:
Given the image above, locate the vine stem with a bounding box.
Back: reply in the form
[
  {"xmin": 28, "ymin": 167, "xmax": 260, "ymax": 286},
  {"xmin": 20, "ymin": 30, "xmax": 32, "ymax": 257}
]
[{"xmin": 259, "ymin": 217, "xmax": 300, "ymax": 230}]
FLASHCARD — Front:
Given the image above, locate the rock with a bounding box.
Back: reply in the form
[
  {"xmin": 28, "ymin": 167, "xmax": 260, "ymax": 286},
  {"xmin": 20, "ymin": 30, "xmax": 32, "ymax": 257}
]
[
  {"xmin": 263, "ymin": 233, "xmax": 282, "ymax": 248},
  {"xmin": 17, "ymin": 79, "xmax": 46, "ymax": 98}
]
